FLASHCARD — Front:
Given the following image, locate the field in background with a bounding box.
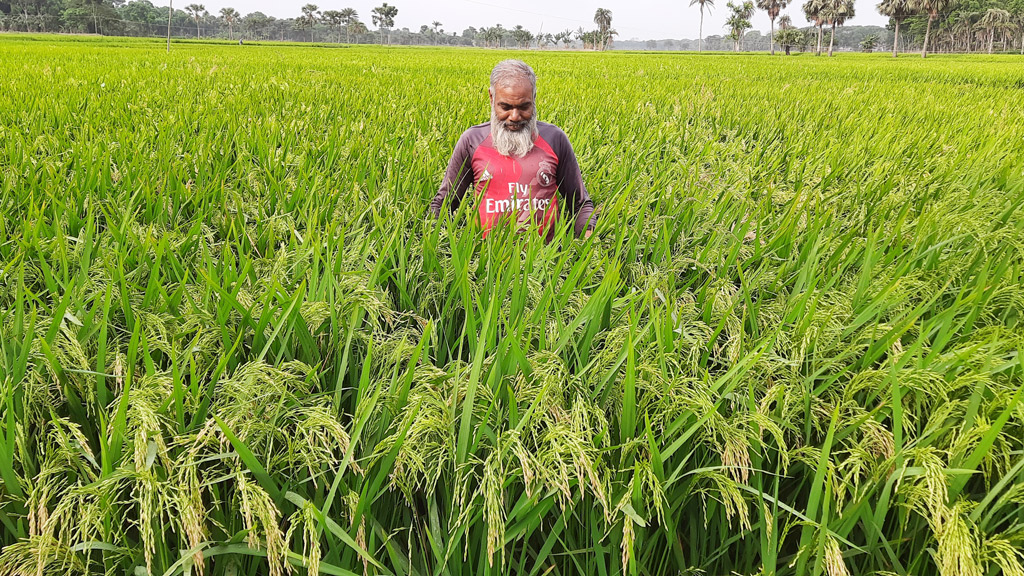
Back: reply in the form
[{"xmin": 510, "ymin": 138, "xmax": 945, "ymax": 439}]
[{"xmin": 1, "ymin": 36, "xmax": 1023, "ymax": 576}]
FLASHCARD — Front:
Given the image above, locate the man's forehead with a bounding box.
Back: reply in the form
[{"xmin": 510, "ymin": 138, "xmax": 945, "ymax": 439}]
[{"xmin": 492, "ymin": 80, "xmax": 535, "ymax": 101}]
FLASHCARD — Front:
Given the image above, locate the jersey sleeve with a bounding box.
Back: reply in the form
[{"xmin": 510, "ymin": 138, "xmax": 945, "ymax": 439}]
[
  {"xmin": 429, "ymin": 130, "xmax": 476, "ymax": 216},
  {"xmin": 550, "ymin": 128, "xmax": 596, "ymax": 236}
]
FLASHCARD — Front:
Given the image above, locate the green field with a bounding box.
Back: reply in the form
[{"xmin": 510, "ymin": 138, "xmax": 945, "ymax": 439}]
[{"xmin": 1, "ymin": 36, "xmax": 1023, "ymax": 576}]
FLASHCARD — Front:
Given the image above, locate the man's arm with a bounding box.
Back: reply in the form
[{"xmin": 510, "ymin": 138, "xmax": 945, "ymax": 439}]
[
  {"xmin": 429, "ymin": 131, "xmax": 476, "ymax": 217},
  {"xmin": 552, "ymin": 129, "xmax": 596, "ymax": 237}
]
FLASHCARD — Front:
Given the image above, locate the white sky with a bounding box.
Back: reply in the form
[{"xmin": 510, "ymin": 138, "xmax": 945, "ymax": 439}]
[{"xmin": 191, "ymin": 0, "xmax": 888, "ymax": 40}]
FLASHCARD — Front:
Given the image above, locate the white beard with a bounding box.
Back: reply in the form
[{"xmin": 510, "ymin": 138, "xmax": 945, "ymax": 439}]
[{"xmin": 490, "ymin": 111, "xmax": 538, "ymax": 158}]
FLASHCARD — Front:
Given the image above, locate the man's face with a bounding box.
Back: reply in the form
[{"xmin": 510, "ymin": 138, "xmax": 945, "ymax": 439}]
[{"xmin": 490, "ymin": 79, "xmax": 535, "ymax": 133}]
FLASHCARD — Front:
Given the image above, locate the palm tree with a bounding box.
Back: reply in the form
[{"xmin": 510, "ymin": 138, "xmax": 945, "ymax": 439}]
[
  {"xmin": 876, "ymin": 0, "xmax": 912, "ymax": 57},
  {"xmin": 371, "ymin": 3, "xmax": 398, "ymax": 45},
  {"xmin": 725, "ymin": 0, "xmax": 755, "ymax": 51},
  {"xmin": 977, "ymin": 8, "xmax": 1014, "ymax": 53},
  {"xmin": 822, "ymin": 0, "xmax": 855, "ymax": 56},
  {"xmin": 803, "ymin": 0, "xmax": 826, "ymax": 55},
  {"xmin": 321, "ymin": 10, "xmax": 343, "ymax": 42},
  {"xmin": 951, "ymin": 11, "xmax": 979, "ymax": 52},
  {"xmin": 301, "ymin": 4, "xmax": 320, "ymax": 42},
  {"xmin": 774, "ymin": 24, "xmax": 803, "ymax": 54},
  {"xmin": 349, "ymin": 19, "xmax": 368, "ymax": 42},
  {"xmin": 185, "ymin": 3, "xmax": 205, "ymax": 38},
  {"xmin": 339, "ymin": 8, "xmax": 358, "ymax": 43},
  {"xmin": 511, "ymin": 24, "xmax": 534, "ymax": 48},
  {"xmin": 757, "ymin": 0, "xmax": 789, "ymax": 54},
  {"xmin": 914, "ymin": 0, "xmax": 952, "ymax": 57},
  {"xmin": 593, "ymin": 8, "xmax": 613, "ymax": 50},
  {"xmin": 220, "ymin": 7, "xmax": 240, "ymax": 40},
  {"xmin": 690, "ymin": 0, "xmax": 716, "ymax": 52},
  {"xmin": 559, "ymin": 28, "xmax": 574, "ymax": 48},
  {"xmin": 1014, "ymin": 5, "xmax": 1024, "ymax": 54}
]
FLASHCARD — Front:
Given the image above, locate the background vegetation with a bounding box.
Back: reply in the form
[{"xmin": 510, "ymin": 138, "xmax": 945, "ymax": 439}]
[
  {"xmin": 2, "ymin": 0, "xmax": 1023, "ymax": 53},
  {"xmin": 1, "ymin": 37, "xmax": 1023, "ymax": 576}
]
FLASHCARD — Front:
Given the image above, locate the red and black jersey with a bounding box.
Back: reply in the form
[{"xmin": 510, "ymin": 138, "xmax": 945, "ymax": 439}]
[{"xmin": 429, "ymin": 122, "xmax": 596, "ymax": 238}]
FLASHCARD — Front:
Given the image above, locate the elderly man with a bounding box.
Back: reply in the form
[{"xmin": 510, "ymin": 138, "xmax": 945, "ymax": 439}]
[{"xmin": 429, "ymin": 60, "xmax": 596, "ymax": 240}]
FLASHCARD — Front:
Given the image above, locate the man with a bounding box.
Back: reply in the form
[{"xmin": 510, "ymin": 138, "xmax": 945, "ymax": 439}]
[{"xmin": 429, "ymin": 60, "xmax": 596, "ymax": 240}]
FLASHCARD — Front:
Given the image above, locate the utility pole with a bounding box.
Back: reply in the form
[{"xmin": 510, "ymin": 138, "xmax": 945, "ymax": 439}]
[{"xmin": 167, "ymin": 0, "xmax": 172, "ymax": 52}]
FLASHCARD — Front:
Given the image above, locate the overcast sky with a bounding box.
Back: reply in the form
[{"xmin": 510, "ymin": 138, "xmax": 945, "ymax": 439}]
[{"xmin": 192, "ymin": 0, "xmax": 888, "ymax": 40}]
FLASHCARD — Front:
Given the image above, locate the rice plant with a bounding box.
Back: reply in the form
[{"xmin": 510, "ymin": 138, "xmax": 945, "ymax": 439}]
[{"xmin": 1, "ymin": 36, "xmax": 1023, "ymax": 576}]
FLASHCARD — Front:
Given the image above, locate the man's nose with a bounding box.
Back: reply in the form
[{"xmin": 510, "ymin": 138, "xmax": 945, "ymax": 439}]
[{"xmin": 509, "ymin": 109, "xmax": 521, "ymax": 122}]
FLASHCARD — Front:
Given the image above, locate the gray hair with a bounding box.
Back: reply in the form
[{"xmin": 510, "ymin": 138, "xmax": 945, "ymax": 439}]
[{"xmin": 489, "ymin": 59, "xmax": 536, "ymax": 97}]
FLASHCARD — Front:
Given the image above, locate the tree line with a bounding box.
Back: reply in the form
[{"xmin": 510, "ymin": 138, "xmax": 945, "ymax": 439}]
[
  {"xmin": 0, "ymin": 0, "xmax": 623, "ymax": 50},
  {"xmin": 693, "ymin": 0, "xmax": 1023, "ymax": 56},
  {"xmin": 2, "ymin": 0, "xmax": 1021, "ymax": 55}
]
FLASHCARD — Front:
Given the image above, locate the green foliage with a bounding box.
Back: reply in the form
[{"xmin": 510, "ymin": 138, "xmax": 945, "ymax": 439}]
[
  {"xmin": 1, "ymin": 36, "xmax": 1024, "ymax": 576},
  {"xmin": 775, "ymin": 26, "xmax": 805, "ymax": 52},
  {"xmin": 860, "ymin": 33, "xmax": 880, "ymax": 50},
  {"xmin": 726, "ymin": 0, "xmax": 756, "ymax": 48}
]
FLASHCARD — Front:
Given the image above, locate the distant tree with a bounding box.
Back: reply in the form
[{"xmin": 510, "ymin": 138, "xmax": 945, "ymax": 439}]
[
  {"xmin": 185, "ymin": 3, "xmax": 203, "ymax": 37},
  {"xmin": 725, "ymin": 0, "xmax": 754, "ymax": 50},
  {"xmin": 219, "ymin": 7, "xmax": 239, "ymax": 40},
  {"xmin": 84, "ymin": 0, "xmax": 107, "ymax": 34},
  {"xmin": 575, "ymin": 27, "xmax": 590, "ymax": 48},
  {"xmin": 339, "ymin": 7, "xmax": 357, "ymax": 43},
  {"xmin": 774, "ymin": 26, "xmax": 804, "ymax": 53},
  {"xmin": 321, "ymin": 9, "xmax": 343, "ymax": 42},
  {"xmin": 977, "ymin": 8, "xmax": 1014, "ymax": 53},
  {"xmin": 860, "ymin": 32, "xmax": 879, "ymax": 50},
  {"xmin": 951, "ymin": 11, "xmax": 978, "ymax": 52},
  {"xmin": 822, "ymin": 0, "xmax": 854, "ymax": 56},
  {"xmin": 757, "ymin": 0, "xmax": 789, "ymax": 54},
  {"xmin": 478, "ymin": 25, "xmax": 493, "ymax": 47},
  {"xmin": 558, "ymin": 28, "xmax": 574, "ymax": 48},
  {"xmin": 1012, "ymin": 0, "xmax": 1024, "ymax": 54},
  {"xmin": 593, "ymin": 7, "xmax": 613, "ymax": 49},
  {"xmin": 118, "ymin": 0, "xmax": 164, "ymax": 35},
  {"xmin": 61, "ymin": 0, "xmax": 116, "ymax": 34},
  {"xmin": 511, "ymin": 23, "xmax": 533, "ymax": 48},
  {"xmin": 300, "ymin": 4, "xmax": 319, "ymax": 42},
  {"xmin": 242, "ymin": 11, "xmax": 269, "ymax": 39},
  {"xmin": 349, "ymin": 18, "xmax": 367, "ymax": 41},
  {"xmin": 876, "ymin": 0, "xmax": 913, "ymax": 57},
  {"xmin": 914, "ymin": 0, "xmax": 952, "ymax": 57},
  {"xmin": 803, "ymin": 0, "xmax": 826, "ymax": 54},
  {"xmin": 371, "ymin": 2, "xmax": 397, "ymax": 44},
  {"xmin": 485, "ymin": 24, "xmax": 506, "ymax": 47},
  {"xmin": 796, "ymin": 26, "xmax": 813, "ymax": 50},
  {"xmin": 689, "ymin": 0, "xmax": 716, "ymax": 51},
  {"xmin": 427, "ymin": 20, "xmax": 442, "ymax": 43}
]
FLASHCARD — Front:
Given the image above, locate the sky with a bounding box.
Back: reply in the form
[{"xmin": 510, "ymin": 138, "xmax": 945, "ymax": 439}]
[{"xmin": 190, "ymin": 0, "xmax": 889, "ymax": 41}]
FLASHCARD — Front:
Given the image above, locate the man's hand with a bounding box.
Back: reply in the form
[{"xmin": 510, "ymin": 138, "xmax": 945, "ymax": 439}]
[{"xmin": 585, "ymin": 229, "xmax": 593, "ymax": 240}]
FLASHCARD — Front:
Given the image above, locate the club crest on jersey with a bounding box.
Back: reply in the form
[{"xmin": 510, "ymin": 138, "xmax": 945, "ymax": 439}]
[{"xmin": 539, "ymin": 171, "xmax": 554, "ymax": 187}]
